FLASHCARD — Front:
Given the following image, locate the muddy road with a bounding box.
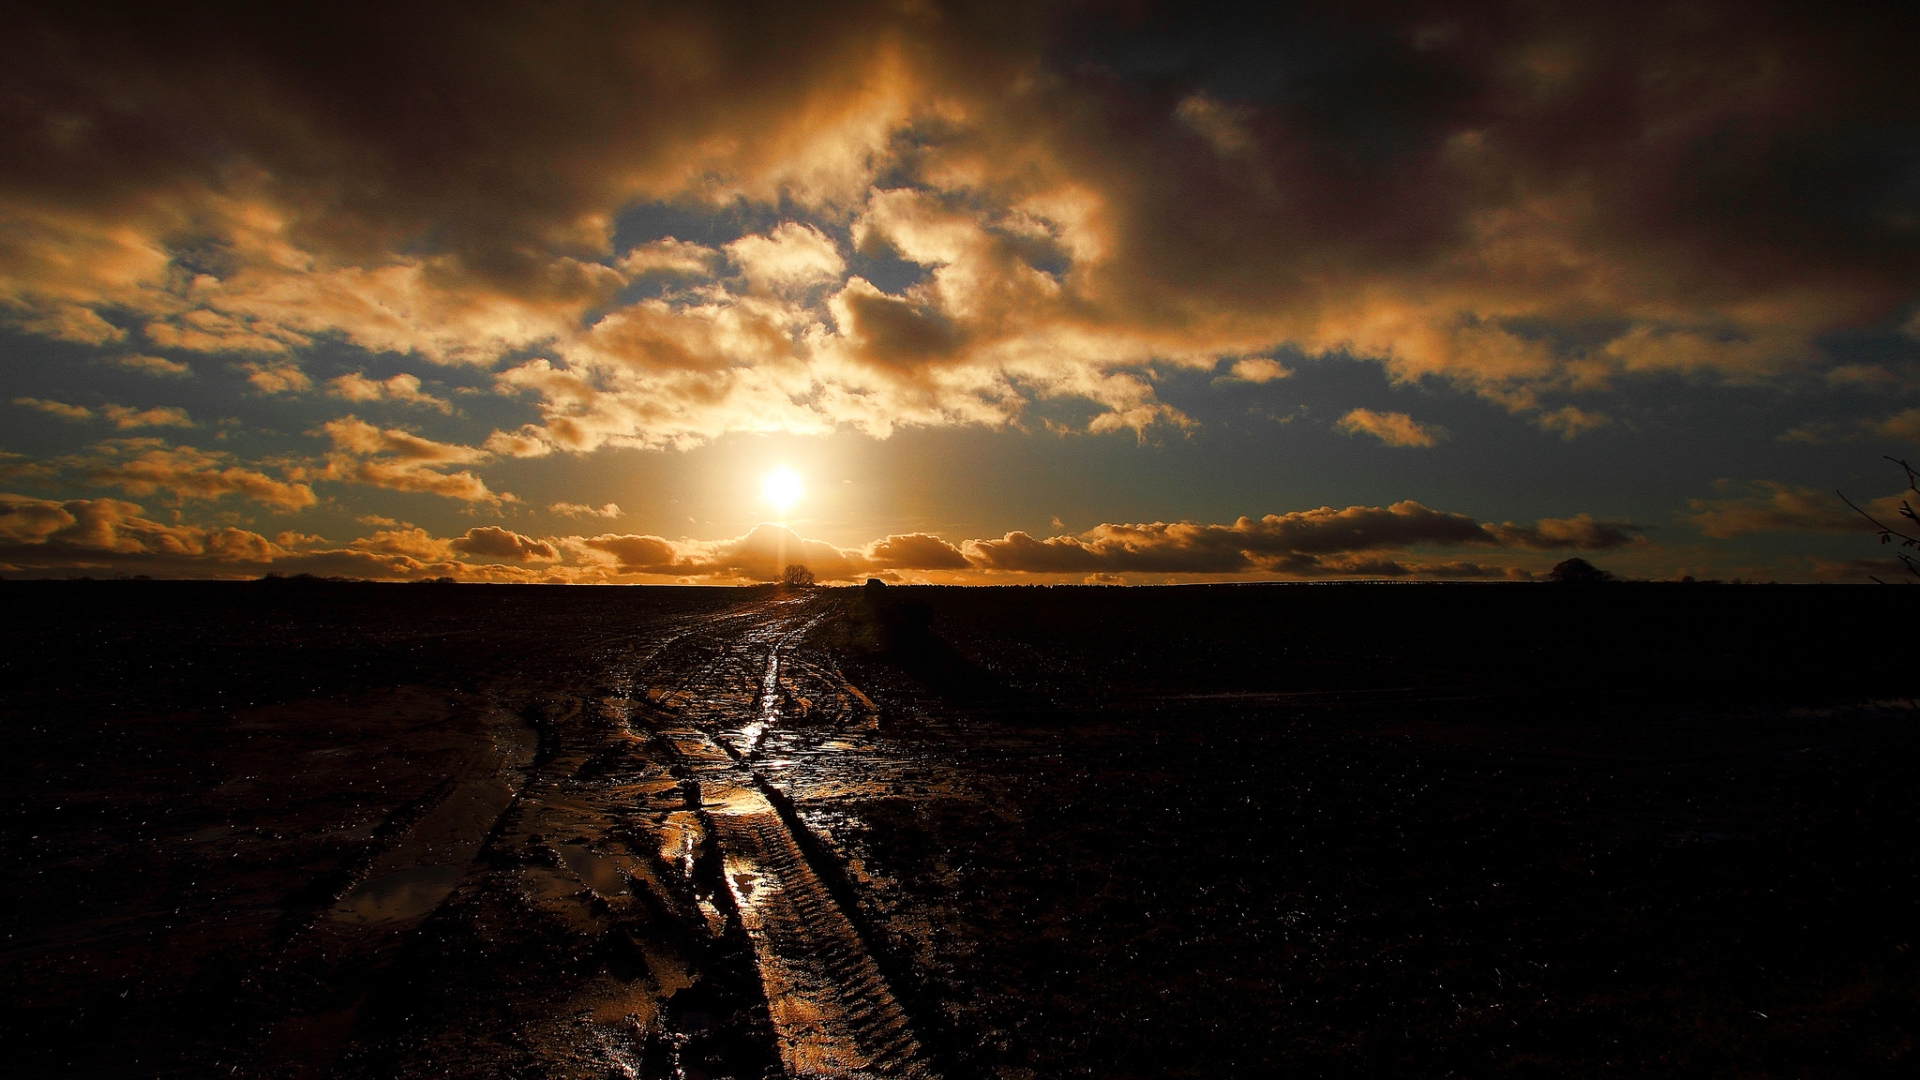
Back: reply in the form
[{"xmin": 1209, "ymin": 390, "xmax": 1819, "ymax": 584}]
[{"xmin": 3, "ymin": 580, "xmax": 1917, "ymax": 1078}]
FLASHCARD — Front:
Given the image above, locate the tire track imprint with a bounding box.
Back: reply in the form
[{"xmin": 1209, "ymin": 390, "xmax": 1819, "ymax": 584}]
[{"xmin": 634, "ymin": 597, "xmax": 934, "ymax": 1079}]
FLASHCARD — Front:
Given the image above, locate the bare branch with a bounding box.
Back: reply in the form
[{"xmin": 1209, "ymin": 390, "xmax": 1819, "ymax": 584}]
[{"xmin": 1837, "ymin": 488, "xmax": 1920, "ymax": 548}]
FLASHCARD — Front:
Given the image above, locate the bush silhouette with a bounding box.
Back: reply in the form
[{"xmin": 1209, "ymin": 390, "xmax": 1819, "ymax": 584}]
[
  {"xmin": 781, "ymin": 564, "xmax": 815, "ymax": 588},
  {"xmin": 1548, "ymin": 557, "xmax": 1617, "ymax": 584}
]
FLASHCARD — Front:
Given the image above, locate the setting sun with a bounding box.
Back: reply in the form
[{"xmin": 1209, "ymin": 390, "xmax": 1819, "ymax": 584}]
[{"xmin": 762, "ymin": 467, "xmax": 803, "ymax": 516}]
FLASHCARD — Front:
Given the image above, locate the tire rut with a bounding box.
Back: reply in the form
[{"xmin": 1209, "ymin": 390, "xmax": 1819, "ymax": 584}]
[{"xmin": 637, "ymin": 597, "xmax": 934, "ymax": 1079}]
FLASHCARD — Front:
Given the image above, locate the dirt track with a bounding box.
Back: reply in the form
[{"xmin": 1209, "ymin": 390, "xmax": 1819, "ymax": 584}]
[{"xmin": 3, "ymin": 580, "xmax": 1916, "ymax": 1078}]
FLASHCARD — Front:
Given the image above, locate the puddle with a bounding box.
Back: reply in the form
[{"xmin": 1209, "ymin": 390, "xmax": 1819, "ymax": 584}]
[
  {"xmin": 330, "ymin": 864, "xmax": 464, "ymax": 923},
  {"xmin": 557, "ymin": 844, "xmax": 632, "ymax": 900}
]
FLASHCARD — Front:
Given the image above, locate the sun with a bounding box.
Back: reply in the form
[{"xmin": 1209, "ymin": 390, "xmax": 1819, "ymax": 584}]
[{"xmin": 761, "ymin": 466, "xmax": 803, "ymax": 516}]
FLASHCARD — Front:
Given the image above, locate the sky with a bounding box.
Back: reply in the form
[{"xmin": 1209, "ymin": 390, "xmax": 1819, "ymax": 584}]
[{"xmin": 2, "ymin": 0, "xmax": 1917, "ymax": 583}]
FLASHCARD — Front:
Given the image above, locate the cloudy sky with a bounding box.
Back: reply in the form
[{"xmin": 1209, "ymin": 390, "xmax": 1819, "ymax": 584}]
[{"xmin": 2, "ymin": 1, "xmax": 1916, "ymax": 582}]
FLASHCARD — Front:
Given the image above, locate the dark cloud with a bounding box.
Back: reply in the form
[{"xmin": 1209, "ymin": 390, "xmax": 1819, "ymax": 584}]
[
  {"xmin": 965, "ymin": 501, "xmax": 1640, "ymax": 574},
  {"xmin": 1688, "ymin": 482, "xmax": 1872, "ymax": 538},
  {"xmin": 1, "ymin": 1, "xmax": 1909, "ymax": 450},
  {"xmin": 0, "ymin": 493, "xmax": 282, "ymax": 565},
  {"xmin": 864, "ymin": 531, "xmax": 971, "ymax": 570},
  {"xmin": 1487, "ymin": 514, "xmax": 1644, "ymax": 550},
  {"xmin": 578, "ymin": 534, "xmax": 689, "ymax": 576},
  {"xmin": 449, "ymin": 526, "xmax": 559, "ymax": 563},
  {"xmin": 0, "ymin": 492, "xmax": 1633, "ymax": 581}
]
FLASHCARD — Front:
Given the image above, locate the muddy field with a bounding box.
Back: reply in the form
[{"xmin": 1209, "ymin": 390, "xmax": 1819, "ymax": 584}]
[{"xmin": 1, "ymin": 580, "xmax": 1914, "ymax": 1078}]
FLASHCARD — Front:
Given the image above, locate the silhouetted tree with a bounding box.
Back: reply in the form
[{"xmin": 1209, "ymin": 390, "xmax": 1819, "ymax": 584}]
[
  {"xmin": 781, "ymin": 563, "xmax": 815, "ymax": 588},
  {"xmin": 1839, "ymin": 456, "xmax": 1920, "ymax": 583},
  {"xmin": 1548, "ymin": 557, "xmax": 1617, "ymax": 584}
]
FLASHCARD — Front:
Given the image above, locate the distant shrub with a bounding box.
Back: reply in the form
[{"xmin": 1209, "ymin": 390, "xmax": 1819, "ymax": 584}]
[
  {"xmin": 1548, "ymin": 557, "xmax": 1617, "ymax": 584},
  {"xmin": 781, "ymin": 564, "xmax": 816, "ymax": 588}
]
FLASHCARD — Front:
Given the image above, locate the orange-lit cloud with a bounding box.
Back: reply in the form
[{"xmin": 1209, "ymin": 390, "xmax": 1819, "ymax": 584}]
[
  {"xmin": 13, "ymin": 398, "xmax": 193, "ymax": 429},
  {"xmin": 549, "ymin": 501, "xmax": 622, "ymax": 519},
  {"xmin": 0, "ymin": 493, "xmax": 283, "ymax": 563},
  {"xmin": 450, "ymin": 526, "xmax": 559, "ymax": 563},
  {"xmin": 309, "ymin": 417, "xmax": 506, "ymax": 504},
  {"xmin": 327, "ymin": 372, "xmax": 453, "ymax": 413},
  {"xmin": 73, "ymin": 440, "xmax": 316, "ymax": 510},
  {"xmin": 1335, "ymin": 408, "xmax": 1446, "ymax": 448},
  {"xmin": 1688, "ymin": 482, "xmax": 1880, "ymax": 538},
  {"xmin": 964, "ymin": 502, "xmax": 1639, "ymax": 576},
  {"xmin": 112, "ymin": 354, "xmax": 192, "ymax": 377},
  {"xmin": 0, "ymin": 492, "xmax": 1647, "ymax": 582},
  {"xmin": 100, "ymin": 404, "xmax": 193, "ymax": 429},
  {"xmin": 2, "ymin": 2, "xmax": 1904, "ymax": 455},
  {"xmin": 13, "ymin": 397, "xmax": 94, "ymax": 421}
]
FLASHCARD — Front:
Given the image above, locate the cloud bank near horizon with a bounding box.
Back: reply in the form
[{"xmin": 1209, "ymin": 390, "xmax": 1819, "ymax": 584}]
[{"xmin": 1, "ymin": 491, "xmax": 1653, "ymax": 583}]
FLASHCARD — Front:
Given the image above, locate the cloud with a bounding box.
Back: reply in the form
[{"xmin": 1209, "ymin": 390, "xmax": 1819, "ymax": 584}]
[
  {"xmin": 13, "ymin": 397, "xmax": 93, "ymax": 421},
  {"xmin": 71, "ymin": 440, "xmax": 316, "ymax": 510},
  {"xmin": 449, "ymin": 526, "xmax": 559, "ymax": 563},
  {"xmin": 1176, "ymin": 93, "xmax": 1254, "ymax": 155},
  {"xmin": 727, "ymin": 224, "xmax": 846, "ymax": 293},
  {"xmin": 241, "ymin": 360, "xmax": 313, "ymax": 394},
  {"xmin": 864, "ymin": 531, "xmax": 971, "ymax": 570},
  {"xmin": 0, "ymin": 493, "xmax": 283, "ymax": 563},
  {"xmin": 113, "ymin": 354, "xmax": 192, "ymax": 377},
  {"xmin": 549, "ymin": 501, "xmax": 622, "ymax": 519},
  {"xmin": 1335, "ymin": 409, "xmax": 1446, "ymax": 448},
  {"xmin": 1224, "ymin": 357, "xmax": 1291, "ymax": 383},
  {"xmin": 319, "ymin": 417, "xmax": 483, "ymax": 464},
  {"xmin": 964, "ymin": 501, "xmax": 1638, "ymax": 575},
  {"xmin": 350, "ymin": 527, "xmax": 453, "ymax": 561},
  {"xmin": 0, "ymin": 495, "xmax": 1649, "ymax": 582},
  {"xmin": 101, "ymin": 404, "xmax": 193, "ymax": 429},
  {"xmin": 0, "ymin": 2, "xmax": 1915, "ymax": 453},
  {"xmin": 1536, "ymin": 405, "xmax": 1612, "ymax": 440},
  {"xmin": 1487, "ymin": 514, "xmax": 1644, "ymax": 550},
  {"xmin": 1868, "ymin": 408, "xmax": 1920, "ymax": 445},
  {"xmin": 312, "ymin": 416, "xmax": 505, "ymax": 503},
  {"xmin": 1688, "ymin": 482, "xmax": 1871, "ymax": 537},
  {"xmin": 1780, "ymin": 407, "xmax": 1920, "ymax": 447},
  {"xmin": 568, "ymin": 523, "xmax": 871, "ymax": 581},
  {"xmin": 617, "ymin": 239, "xmax": 720, "ymax": 277},
  {"xmin": 574, "ymin": 533, "xmax": 688, "ymax": 575},
  {"xmin": 13, "ymin": 399, "xmax": 193, "ymax": 429},
  {"xmin": 327, "ymin": 372, "xmax": 453, "ymax": 412}
]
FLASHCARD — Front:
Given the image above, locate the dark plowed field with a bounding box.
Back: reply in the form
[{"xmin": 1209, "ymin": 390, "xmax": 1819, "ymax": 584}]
[{"xmin": 2, "ymin": 580, "xmax": 1914, "ymax": 1078}]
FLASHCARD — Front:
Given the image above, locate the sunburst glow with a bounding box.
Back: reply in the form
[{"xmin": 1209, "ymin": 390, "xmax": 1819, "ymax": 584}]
[{"xmin": 762, "ymin": 467, "xmax": 803, "ymax": 516}]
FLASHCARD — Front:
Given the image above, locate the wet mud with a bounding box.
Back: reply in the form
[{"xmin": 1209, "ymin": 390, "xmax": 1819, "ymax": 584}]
[{"xmin": 2, "ymin": 580, "xmax": 1916, "ymax": 1078}]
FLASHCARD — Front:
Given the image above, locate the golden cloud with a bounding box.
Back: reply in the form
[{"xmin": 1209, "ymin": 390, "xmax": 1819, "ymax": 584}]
[
  {"xmin": 549, "ymin": 501, "xmax": 622, "ymax": 519},
  {"xmin": 100, "ymin": 404, "xmax": 193, "ymax": 430},
  {"xmin": 327, "ymin": 372, "xmax": 453, "ymax": 413},
  {"xmin": 74, "ymin": 441, "xmax": 316, "ymax": 510},
  {"xmin": 112, "ymin": 354, "xmax": 193, "ymax": 377},
  {"xmin": 1335, "ymin": 408, "xmax": 1446, "ymax": 448},
  {"xmin": 449, "ymin": 526, "xmax": 560, "ymax": 563},
  {"xmin": 13, "ymin": 397, "xmax": 93, "ymax": 421},
  {"xmin": 0, "ymin": 494, "xmax": 1650, "ymax": 581},
  {"xmin": 311, "ymin": 417, "xmax": 505, "ymax": 504},
  {"xmin": 0, "ymin": 493, "xmax": 284, "ymax": 562},
  {"xmin": 0, "ymin": 3, "xmax": 1911, "ymax": 451}
]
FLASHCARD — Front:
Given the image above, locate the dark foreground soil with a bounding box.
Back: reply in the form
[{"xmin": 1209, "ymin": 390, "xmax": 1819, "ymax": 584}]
[{"xmin": 1, "ymin": 579, "xmax": 1914, "ymax": 1078}]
